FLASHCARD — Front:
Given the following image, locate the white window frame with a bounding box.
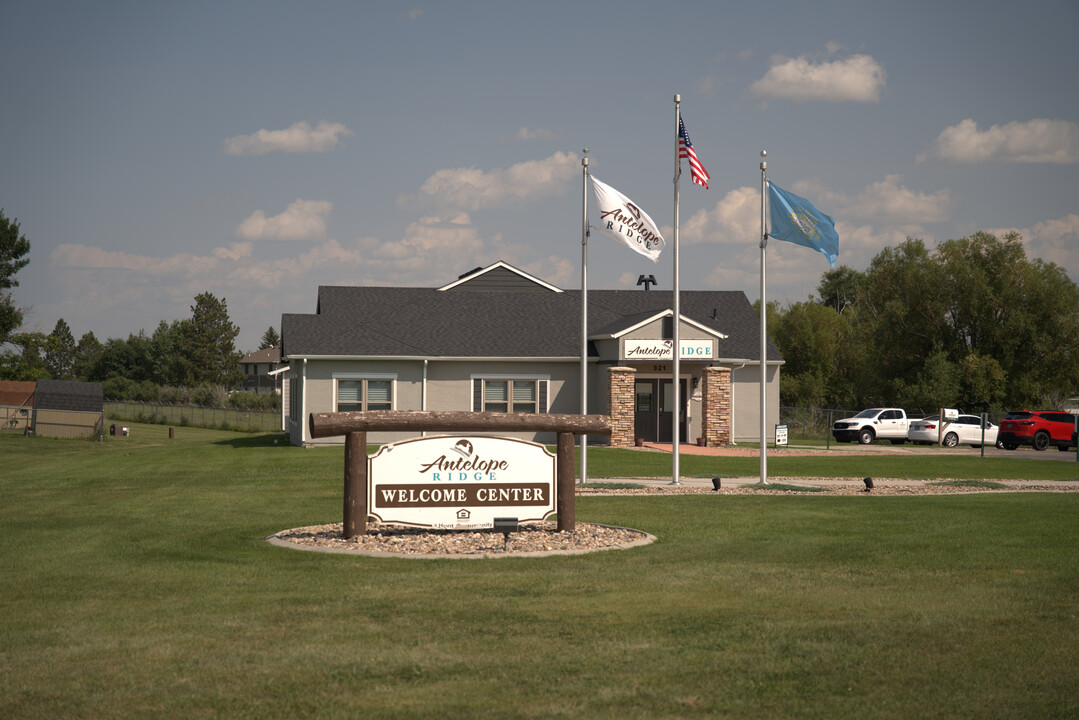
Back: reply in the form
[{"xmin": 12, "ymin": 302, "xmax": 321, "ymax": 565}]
[
  {"xmin": 332, "ymin": 373, "xmax": 397, "ymax": 413},
  {"xmin": 470, "ymin": 374, "xmax": 550, "ymax": 413}
]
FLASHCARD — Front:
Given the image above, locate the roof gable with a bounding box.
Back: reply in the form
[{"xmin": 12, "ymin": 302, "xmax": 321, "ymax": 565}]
[{"xmin": 437, "ymin": 261, "xmax": 562, "ymax": 293}]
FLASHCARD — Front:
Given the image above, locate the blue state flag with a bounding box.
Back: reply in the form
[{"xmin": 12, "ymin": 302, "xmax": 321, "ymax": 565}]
[{"xmin": 767, "ymin": 182, "xmax": 839, "ymax": 267}]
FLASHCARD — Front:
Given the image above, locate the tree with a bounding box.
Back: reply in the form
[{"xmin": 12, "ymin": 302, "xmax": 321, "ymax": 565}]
[
  {"xmin": 259, "ymin": 326, "xmax": 280, "ymax": 350},
  {"xmin": 773, "ymin": 299, "xmax": 862, "ymax": 408},
  {"xmin": 72, "ymin": 332, "xmax": 103, "ymax": 380},
  {"xmin": 149, "ymin": 320, "xmax": 185, "ymax": 386},
  {"xmin": 0, "ymin": 332, "xmax": 49, "ymax": 380},
  {"xmin": 176, "ymin": 292, "xmax": 243, "ymax": 387},
  {"xmin": 45, "ymin": 319, "xmax": 77, "ymax": 380},
  {"xmin": 816, "ymin": 265, "xmax": 862, "ymax": 313},
  {"xmin": 0, "ymin": 209, "xmax": 32, "ymax": 344},
  {"xmin": 88, "ymin": 333, "xmax": 154, "ymax": 382}
]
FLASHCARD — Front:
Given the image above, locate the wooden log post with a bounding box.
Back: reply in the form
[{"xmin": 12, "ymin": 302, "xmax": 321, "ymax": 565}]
[{"xmin": 344, "ymin": 431, "xmax": 368, "ymax": 537}]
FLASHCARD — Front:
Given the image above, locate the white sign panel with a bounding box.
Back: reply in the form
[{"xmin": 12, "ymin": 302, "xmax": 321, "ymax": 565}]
[
  {"xmin": 624, "ymin": 339, "xmax": 713, "ymax": 361},
  {"xmin": 943, "ymin": 408, "xmax": 959, "ymax": 421},
  {"xmin": 775, "ymin": 424, "xmax": 788, "ymax": 447},
  {"xmin": 368, "ymin": 435, "xmax": 557, "ymax": 529}
]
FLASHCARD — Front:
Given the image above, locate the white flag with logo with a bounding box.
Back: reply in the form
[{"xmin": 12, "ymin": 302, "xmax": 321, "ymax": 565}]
[{"xmin": 591, "ymin": 176, "xmax": 666, "ymax": 263}]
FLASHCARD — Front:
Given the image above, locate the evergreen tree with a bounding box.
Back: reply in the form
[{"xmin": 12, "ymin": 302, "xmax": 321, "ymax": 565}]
[
  {"xmin": 259, "ymin": 326, "xmax": 280, "ymax": 350},
  {"xmin": 73, "ymin": 331, "xmax": 103, "ymax": 380},
  {"xmin": 45, "ymin": 318, "xmax": 77, "ymax": 379},
  {"xmin": 177, "ymin": 292, "xmax": 243, "ymax": 387},
  {"xmin": 0, "ymin": 209, "xmax": 32, "ymax": 345}
]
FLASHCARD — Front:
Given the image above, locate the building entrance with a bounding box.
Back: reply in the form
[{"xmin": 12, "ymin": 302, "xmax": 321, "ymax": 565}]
[{"xmin": 633, "ymin": 378, "xmax": 687, "ymax": 443}]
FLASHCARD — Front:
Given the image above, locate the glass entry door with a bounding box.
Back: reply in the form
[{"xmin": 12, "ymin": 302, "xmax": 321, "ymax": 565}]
[
  {"xmin": 658, "ymin": 379, "xmax": 687, "ymax": 443},
  {"xmin": 634, "ymin": 378, "xmax": 687, "ymax": 443},
  {"xmin": 634, "ymin": 380, "xmax": 658, "ymax": 442}
]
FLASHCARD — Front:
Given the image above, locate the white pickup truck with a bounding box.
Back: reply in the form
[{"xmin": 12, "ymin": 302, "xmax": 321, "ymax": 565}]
[{"xmin": 832, "ymin": 408, "xmax": 913, "ymax": 445}]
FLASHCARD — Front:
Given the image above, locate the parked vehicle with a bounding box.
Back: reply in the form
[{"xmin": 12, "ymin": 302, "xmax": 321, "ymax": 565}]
[
  {"xmin": 997, "ymin": 410, "xmax": 1076, "ymax": 451},
  {"xmin": 832, "ymin": 408, "xmax": 913, "ymax": 445},
  {"xmin": 908, "ymin": 414, "xmax": 1000, "ymax": 448}
]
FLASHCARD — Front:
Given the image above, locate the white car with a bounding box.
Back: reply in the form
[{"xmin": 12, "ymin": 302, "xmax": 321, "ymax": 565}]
[{"xmin": 908, "ymin": 414, "xmax": 1000, "ymax": 448}]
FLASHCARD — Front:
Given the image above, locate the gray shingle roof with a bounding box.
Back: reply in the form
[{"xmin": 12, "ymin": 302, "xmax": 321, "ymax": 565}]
[
  {"xmin": 33, "ymin": 380, "xmax": 104, "ymax": 412},
  {"xmin": 282, "ymin": 270, "xmax": 780, "ymax": 362}
]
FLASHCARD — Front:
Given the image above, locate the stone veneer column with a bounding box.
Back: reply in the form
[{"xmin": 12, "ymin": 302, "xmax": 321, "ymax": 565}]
[
  {"xmin": 607, "ymin": 366, "xmax": 637, "ymax": 448},
  {"xmin": 700, "ymin": 366, "xmax": 731, "ymax": 447}
]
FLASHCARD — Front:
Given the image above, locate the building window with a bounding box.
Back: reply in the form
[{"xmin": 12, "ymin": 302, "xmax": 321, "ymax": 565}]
[
  {"xmin": 473, "ymin": 378, "xmax": 547, "ymax": 413},
  {"xmin": 336, "ymin": 378, "xmax": 393, "ymax": 412}
]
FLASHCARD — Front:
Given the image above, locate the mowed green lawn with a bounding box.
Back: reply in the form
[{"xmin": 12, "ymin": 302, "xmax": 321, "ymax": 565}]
[{"xmin": 2, "ymin": 424, "xmax": 1077, "ymax": 719}]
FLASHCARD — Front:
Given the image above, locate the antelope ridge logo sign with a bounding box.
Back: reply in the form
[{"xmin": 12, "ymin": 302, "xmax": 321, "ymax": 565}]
[{"xmin": 367, "ymin": 435, "xmax": 557, "ymax": 529}]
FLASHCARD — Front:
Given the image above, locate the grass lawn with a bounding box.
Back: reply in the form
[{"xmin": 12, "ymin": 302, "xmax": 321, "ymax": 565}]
[{"xmin": 2, "ymin": 424, "xmax": 1078, "ymax": 719}]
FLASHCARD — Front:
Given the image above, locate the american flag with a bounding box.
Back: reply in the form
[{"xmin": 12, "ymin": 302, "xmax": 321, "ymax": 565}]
[{"xmin": 678, "ymin": 116, "xmax": 710, "ymax": 189}]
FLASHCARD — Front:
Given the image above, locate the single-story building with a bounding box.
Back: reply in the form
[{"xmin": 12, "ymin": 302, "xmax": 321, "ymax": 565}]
[
  {"xmin": 280, "ymin": 261, "xmax": 782, "ymax": 447},
  {"xmin": 31, "ymin": 379, "xmax": 105, "ymax": 439},
  {"xmin": 0, "ymin": 381, "xmax": 36, "ymax": 431}
]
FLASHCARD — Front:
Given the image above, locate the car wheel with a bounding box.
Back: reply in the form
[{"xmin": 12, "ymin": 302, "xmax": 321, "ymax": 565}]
[
  {"xmin": 1033, "ymin": 431, "xmax": 1050, "ymax": 451},
  {"xmin": 943, "ymin": 432, "xmax": 959, "ymax": 447},
  {"xmin": 1002, "ymin": 442, "xmax": 1019, "ymax": 451},
  {"xmin": 858, "ymin": 428, "xmax": 875, "ymax": 445}
]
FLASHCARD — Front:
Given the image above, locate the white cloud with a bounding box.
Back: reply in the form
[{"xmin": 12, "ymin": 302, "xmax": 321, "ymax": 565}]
[
  {"xmin": 925, "ymin": 118, "xmax": 1079, "ymax": 164},
  {"xmin": 985, "ymin": 214, "xmax": 1079, "ymax": 274},
  {"xmin": 370, "ymin": 214, "xmax": 487, "ymax": 273},
  {"xmin": 235, "ymin": 199, "xmax": 332, "ymax": 241},
  {"xmin": 407, "ymin": 151, "xmax": 579, "ymax": 211},
  {"xmin": 221, "ymin": 121, "xmax": 354, "ymax": 156},
  {"xmin": 680, "ymin": 186, "xmax": 760, "ymax": 246},
  {"xmin": 50, "ymin": 244, "xmax": 153, "ymax": 272},
  {"xmin": 749, "ymin": 53, "xmax": 885, "ymax": 103},
  {"xmin": 404, "ymin": 8, "xmax": 424, "ymax": 20},
  {"xmin": 514, "ymin": 127, "xmax": 558, "ymax": 141},
  {"xmin": 845, "ymin": 175, "xmax": 950, "ymax": 224}
]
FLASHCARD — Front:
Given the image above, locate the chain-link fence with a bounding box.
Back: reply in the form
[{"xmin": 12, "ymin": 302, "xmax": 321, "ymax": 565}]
[{"xmin": 105, "ymin": 401, "xmax": 282, "ymax": 433}]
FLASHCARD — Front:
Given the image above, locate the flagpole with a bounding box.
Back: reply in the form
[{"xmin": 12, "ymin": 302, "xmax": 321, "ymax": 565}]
[
  {"xmin": 759, "ymin": 150, "xmax": 769, "ymax": 485},
  {"xmin": 671, "ymin": 94, "xmax": 682, "ymax": 485},
  {"xmin": 580, "ymin": 149, "xmax": 589, "ymax": 484}
]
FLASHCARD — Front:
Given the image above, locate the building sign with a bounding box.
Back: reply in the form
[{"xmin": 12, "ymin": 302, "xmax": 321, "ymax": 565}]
[
  {"xmin": 367, "ymin": 435, "xmax": 556, "ymax": 529},
  {"xmin": 623, "ymin": 339, "xmax": 713, "ymax": 361}
]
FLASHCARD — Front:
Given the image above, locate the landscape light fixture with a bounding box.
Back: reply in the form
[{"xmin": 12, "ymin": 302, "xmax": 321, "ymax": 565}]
[
  {"xmin": 493, "ymin": 517, "xmax": 519, "ymax": 552},
  {"xmin": 712, "ymin": 477, "xmax": 722, "ymax": 491},
  {"xmin": 863, "ymin": 477, "xmax": 874, "ymax": 492}
]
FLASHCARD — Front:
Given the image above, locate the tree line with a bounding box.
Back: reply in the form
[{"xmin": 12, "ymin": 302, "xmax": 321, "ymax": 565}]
[
  {"xmin": 1, "ymin": 210, "xmax": 281, "ymax": 408},
  {"xmin": 768, "ymin": 231, "xmax": 1079, "ymax": 415}
]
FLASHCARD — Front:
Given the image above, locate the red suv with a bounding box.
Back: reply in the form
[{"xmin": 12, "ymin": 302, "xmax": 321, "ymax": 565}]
[{"xmin": 998, "ymin": 410, "xmax": 1076, "ymax": 451}]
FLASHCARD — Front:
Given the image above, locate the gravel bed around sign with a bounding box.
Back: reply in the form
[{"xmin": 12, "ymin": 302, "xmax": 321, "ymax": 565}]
[
  {"xmin": 268, "ymin": 520, "xmax": 654, "ymax": 558},
  {"xmin": 268, "ymin": 479, "xmax": 1077, "ymax": 557}
]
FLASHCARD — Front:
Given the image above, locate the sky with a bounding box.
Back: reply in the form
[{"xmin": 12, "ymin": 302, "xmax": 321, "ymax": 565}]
[{"xmin": 3, "ymin": 0, "xmax": 1078, "ymax": 353}]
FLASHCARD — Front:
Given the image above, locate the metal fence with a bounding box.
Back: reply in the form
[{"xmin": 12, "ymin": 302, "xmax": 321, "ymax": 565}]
[{"xmin": 105, "ymin": 401, "xmax": 282, "ymax": 433}]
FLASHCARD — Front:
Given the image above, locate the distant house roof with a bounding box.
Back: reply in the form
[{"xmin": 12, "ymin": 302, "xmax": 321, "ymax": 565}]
[
  {"xmin": 240, "ymin": 346, "xmax": 282, "ymax": 364},
  {"xmin": 282, "ymin": 260, "xmax": 781, "ymax": 363},
  {"xmin": 33, "ymin": 380, "xmax": 103, "ymax": 412},
  {"xmin": 0, "ymin": 381, "xmax": 36, "ymax": 407}
]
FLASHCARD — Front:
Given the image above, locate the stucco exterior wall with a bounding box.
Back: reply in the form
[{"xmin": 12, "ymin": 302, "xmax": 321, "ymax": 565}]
[{"xmin": 730, "ymin": 363, "xmax": 780, "ymax": 443}]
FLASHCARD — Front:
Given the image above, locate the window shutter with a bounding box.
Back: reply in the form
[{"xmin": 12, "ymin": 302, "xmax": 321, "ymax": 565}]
[{"xmin": 473, "ymin": 379, "xmax": 482, "ymax": 411}]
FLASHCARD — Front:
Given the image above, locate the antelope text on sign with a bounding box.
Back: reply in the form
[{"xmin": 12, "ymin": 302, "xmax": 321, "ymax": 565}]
[{"xmin": 367, "ymin": 435, "xmax": 557, "ymax": 529}]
